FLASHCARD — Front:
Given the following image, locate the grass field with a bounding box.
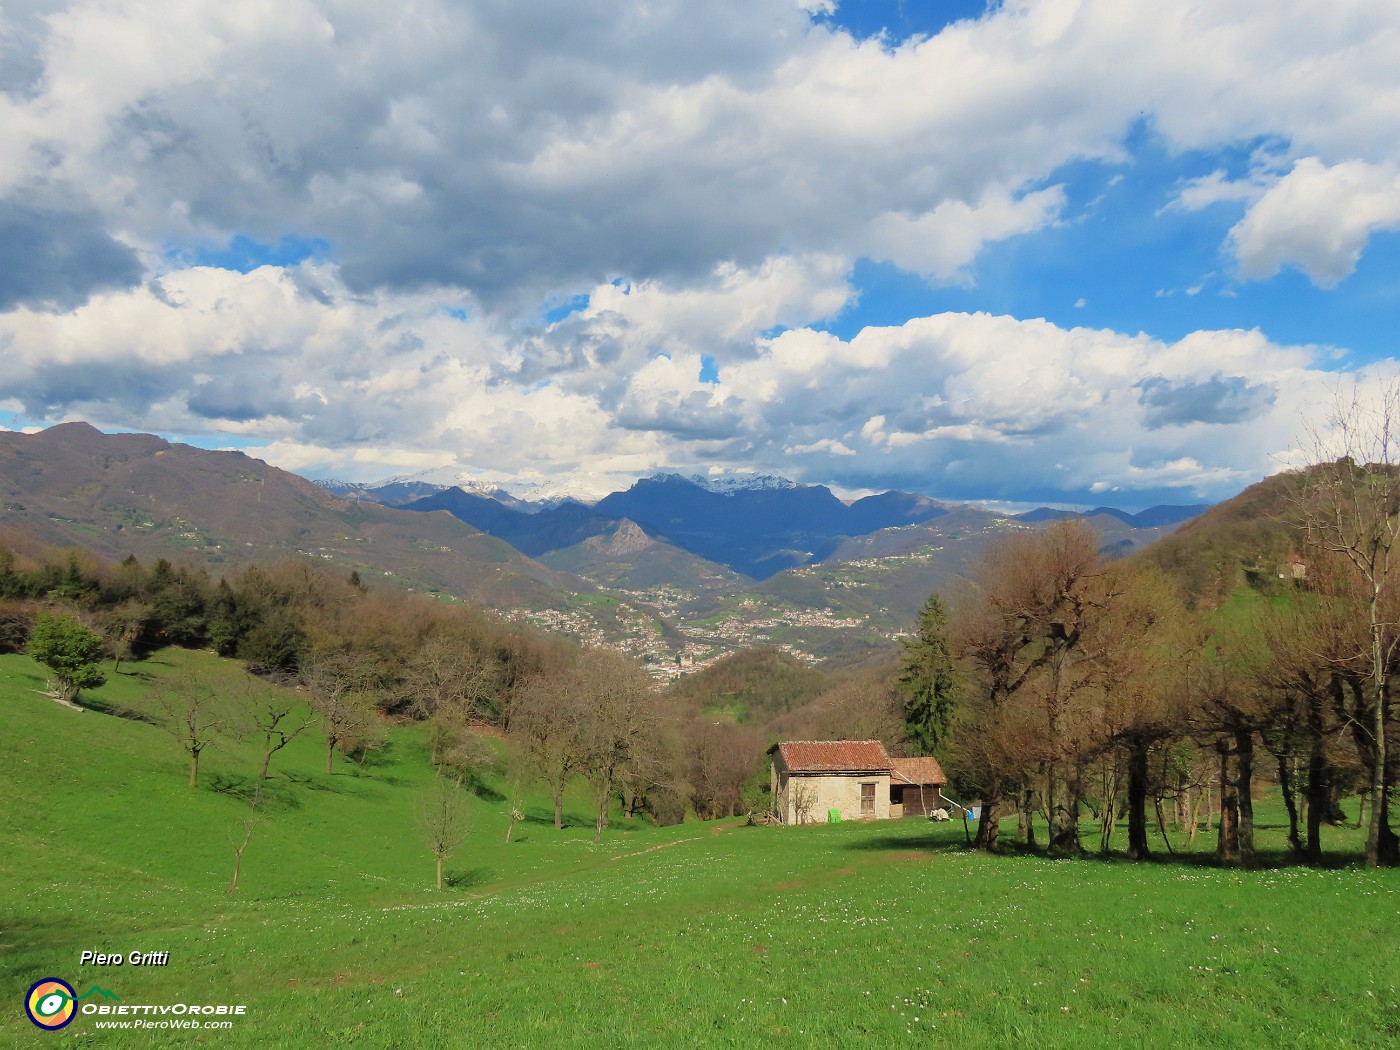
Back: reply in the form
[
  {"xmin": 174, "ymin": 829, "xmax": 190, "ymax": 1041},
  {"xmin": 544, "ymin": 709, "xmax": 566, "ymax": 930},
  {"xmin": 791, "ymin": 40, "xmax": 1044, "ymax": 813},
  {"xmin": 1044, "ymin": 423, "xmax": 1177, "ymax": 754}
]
[{"xmin": 3, "ymin": 650, "xmax": 1398, "ymax": 1047}]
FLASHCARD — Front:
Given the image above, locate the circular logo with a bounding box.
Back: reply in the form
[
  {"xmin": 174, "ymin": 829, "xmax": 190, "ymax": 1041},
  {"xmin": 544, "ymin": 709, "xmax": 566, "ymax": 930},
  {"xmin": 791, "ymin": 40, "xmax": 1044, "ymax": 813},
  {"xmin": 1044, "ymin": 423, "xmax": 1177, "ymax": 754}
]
[{"xmin": 25, "ymin": 978, "xmax": 77, "ymax": 1030}]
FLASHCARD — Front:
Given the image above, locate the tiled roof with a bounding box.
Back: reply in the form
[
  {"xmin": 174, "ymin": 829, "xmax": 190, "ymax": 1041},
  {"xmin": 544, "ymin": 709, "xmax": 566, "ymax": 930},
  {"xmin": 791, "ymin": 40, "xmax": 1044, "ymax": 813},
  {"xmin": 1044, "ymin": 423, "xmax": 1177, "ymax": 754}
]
[
  {"xmin": 891, "ymin": 756, "xmax": 947, "ymax": 786},
  {"xmin": 777, "ymin": 740, "xmax": 892, "ymax": 773}
]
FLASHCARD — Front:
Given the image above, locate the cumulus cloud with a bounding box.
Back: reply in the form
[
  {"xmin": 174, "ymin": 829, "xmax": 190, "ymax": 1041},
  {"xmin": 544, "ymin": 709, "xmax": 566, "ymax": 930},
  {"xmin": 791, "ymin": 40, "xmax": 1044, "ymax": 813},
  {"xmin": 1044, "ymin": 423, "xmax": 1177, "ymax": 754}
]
[
  {"xmin": 2, "ymin": 1, "xmax": 1399, "ymax": 502},
  {"xmin": 5, "ymin": 0, "xmax": 1393, "ymax": 306},
  {"xmin": 0, "ymin": 256, "xmax": 1361, "ymax": 504},
  {"xmin": 1229, "ymin": 158, "xmax": 1400, "ymax": 286}
]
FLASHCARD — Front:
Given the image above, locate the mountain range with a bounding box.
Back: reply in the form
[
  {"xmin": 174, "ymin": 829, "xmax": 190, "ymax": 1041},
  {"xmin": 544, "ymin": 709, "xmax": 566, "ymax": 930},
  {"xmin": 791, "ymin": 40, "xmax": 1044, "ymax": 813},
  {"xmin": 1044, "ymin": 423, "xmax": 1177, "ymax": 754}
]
[
  {"xmin": 2, "ymin": 423, "xmax": 1212, "ymax": 671},
  {"xmin": 327, "ymin": 471, "xmax": 1204, "ymax": 582},
  {"xmin": 0, "ymin": 423, "xmax": 570, "ymax": 609}
]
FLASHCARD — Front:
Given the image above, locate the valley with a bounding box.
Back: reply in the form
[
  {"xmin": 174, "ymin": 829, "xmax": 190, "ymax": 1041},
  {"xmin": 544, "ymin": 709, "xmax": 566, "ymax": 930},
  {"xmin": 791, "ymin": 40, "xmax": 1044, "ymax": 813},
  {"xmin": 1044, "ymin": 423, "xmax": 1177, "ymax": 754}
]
[{"xmin": 0, "ymin": 423, "xmax": 1206, "ymax": 676}]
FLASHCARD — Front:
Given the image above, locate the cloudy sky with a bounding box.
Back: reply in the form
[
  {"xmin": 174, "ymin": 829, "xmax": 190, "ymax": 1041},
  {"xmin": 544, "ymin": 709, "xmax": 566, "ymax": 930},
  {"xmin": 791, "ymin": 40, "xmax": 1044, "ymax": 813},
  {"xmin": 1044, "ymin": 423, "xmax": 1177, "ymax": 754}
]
[{"xmin": 2, "ymin": 0, "xmax": 1398, "ymax": 508}]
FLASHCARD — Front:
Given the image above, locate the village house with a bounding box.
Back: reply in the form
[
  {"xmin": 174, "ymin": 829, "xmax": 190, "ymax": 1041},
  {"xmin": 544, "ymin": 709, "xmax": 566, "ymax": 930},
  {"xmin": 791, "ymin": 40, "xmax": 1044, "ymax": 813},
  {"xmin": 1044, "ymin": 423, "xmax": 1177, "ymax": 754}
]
[{"xmin": 770, "ymin": 741, "xmax": 947, "ymax": 824}]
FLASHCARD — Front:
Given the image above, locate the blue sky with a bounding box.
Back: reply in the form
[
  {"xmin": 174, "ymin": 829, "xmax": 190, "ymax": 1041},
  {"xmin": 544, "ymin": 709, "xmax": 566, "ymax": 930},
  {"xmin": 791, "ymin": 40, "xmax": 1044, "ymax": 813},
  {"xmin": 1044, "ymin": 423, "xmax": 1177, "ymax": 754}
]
[{"xmin": 2, "ymin": 0, "xmax": 1398, "ymax": 509}]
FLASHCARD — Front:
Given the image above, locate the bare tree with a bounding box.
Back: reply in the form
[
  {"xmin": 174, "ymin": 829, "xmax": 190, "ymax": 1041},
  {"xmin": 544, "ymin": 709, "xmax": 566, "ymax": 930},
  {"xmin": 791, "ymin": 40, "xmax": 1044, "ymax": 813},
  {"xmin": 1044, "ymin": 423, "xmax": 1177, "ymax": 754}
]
[
  {"xmin": 303, "ymin": 654, "xmax": 383, "ymax": 775},
  {"xmin": 952, "ymin": 520, "xmax": 1103, "ymax": 853},
  {"xmin": 102, "ymin": 599, "xmax": 150, "ymax": 674},
  {"xmin": 404, "ymin": 636, "xmax": 498, "ymax": 762},
  {"xmin": 1087, "ymin": 564, "xmax": 1192, "ymax": 860},
  {"xmin": 509, "ymin": 672, "xmax": 588, "ymax": 830},
  {"xmin": 1291, "ymin": 381, "xmax": 1400, "ymax": 867},
  {"xmin": 791, "ymin": 778, "xmax": 818, "ymax": 825},
  {"xmin": 237, "ymin": 675, "xmax": 315, "ymax": 781},
  {"xmin": 154, "ymin": 672, "xmax": 226, "ymax": 789},
  {"xmin": 416, "ymin": 779, "xmax": 469, "ymax": 889},
  {"xmin": 504, "ymin": 779, "xmax": 525, "ymax": 844},
  {"xmin": 686, "ymin": 721, "xmax": 763, "ymax": 820},
  {"xmin": 227, "ymin": 786, "xmax": 265, "ymax": 897},
  {"xmin": 575, "ymin": 648, "xmax": 659, "ymax": 843},
  {"xmin": 1184, "ymin": 640, "xmax": 1265, "ymax": 867},
  {"xmin": 435, "ymin": 723, "xmax": 500, "ymax": 788}
]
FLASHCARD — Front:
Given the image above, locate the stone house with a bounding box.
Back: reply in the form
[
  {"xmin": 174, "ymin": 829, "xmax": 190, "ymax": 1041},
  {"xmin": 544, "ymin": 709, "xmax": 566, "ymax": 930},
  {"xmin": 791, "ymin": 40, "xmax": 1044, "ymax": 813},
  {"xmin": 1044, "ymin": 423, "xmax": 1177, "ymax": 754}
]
[
  {"xmin": 771, "ymin": 740, "xmax": 893, "ymax": 824},
  {"xmin": 770, "ymin": 741, "xmax": 949, "ymax": 826}
]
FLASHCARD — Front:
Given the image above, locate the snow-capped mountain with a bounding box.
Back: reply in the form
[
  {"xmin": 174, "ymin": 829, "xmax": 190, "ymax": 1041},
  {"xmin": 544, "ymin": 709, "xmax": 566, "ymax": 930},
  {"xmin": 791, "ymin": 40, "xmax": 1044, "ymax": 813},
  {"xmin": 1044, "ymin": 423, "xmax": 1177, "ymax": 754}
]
[
  {"xmin": 678, "ymin": 470, "xmax": 799, "ymax": 494},
  {"xmin": 367, "ymin": 468, "xmax": 622, "ymax": 508}
]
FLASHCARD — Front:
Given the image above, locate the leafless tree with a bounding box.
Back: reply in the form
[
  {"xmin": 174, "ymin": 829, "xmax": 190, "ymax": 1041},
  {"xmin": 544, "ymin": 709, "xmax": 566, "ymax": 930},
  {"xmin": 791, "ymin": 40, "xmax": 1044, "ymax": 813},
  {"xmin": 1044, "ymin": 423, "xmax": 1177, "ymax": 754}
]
[
  {"xmin": 1289, "ymin": 380, "xmax": 1400, "ymax": 867},
  {"xmin": 303, "ymin": 653, "xmax": 384, "ymax": 775},
  {"xmin": 236, "ymin": 675, "xmax": 315, "ymax": 781},
  {"xmin": 509, "ymin": 671, "xmax": 589, "ymax": 830},
  {"xmin": 227, "ymin": 786, "xmax": 265, "ymax": 897},
  {"xmin": 791, "ymin": 778, "xmax": 818, "ymax": 825},
  {"xmin": 154, "ymin": 672, "xmax": 226, "ymax": 789},
  {"xmin": 574, "ymin": 648, "xmax": 660, "ymax": 843},
  {"xmin": 416, "ymin": 779, "xmax": 469, "ymax": 889},
  {"xmin": 686, "ymin": 721, "xmax": 764, "ymax": 820},
  {"xmin": 952, "ymin": 520, "xmax": 1104, "ymax": 853},
  {"xmin": 102, "ymin": 599, "xmax": 150, "ymax": 674},
  {"xmin": 404, "ymin": 636, "xmax": 498, "ymax": 762}
]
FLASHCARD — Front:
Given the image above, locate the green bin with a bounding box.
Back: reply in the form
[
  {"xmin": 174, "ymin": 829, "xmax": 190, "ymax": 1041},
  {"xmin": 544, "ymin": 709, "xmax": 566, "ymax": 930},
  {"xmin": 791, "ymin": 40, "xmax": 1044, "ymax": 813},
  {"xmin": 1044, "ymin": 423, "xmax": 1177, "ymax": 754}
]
[{"xmin": 827, "ymin": 808, "xmax": 841, "ymax": 823}]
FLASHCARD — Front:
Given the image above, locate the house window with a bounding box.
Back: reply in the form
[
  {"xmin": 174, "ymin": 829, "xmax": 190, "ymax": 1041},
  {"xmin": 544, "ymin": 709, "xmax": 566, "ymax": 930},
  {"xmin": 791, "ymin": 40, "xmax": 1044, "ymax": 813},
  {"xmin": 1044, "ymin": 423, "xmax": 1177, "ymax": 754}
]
[{"xmin": 861, "ymin": 782, "xmax": 876, "ymax": 815}]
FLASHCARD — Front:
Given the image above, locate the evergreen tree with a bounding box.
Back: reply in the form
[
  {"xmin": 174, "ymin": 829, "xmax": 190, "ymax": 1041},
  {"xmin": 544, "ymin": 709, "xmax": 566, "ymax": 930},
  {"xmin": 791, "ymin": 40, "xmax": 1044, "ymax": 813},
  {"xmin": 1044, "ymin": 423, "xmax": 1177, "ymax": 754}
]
[{"xmin": 899, "ymin": 592, "xmax": 958, "ymax": 756}]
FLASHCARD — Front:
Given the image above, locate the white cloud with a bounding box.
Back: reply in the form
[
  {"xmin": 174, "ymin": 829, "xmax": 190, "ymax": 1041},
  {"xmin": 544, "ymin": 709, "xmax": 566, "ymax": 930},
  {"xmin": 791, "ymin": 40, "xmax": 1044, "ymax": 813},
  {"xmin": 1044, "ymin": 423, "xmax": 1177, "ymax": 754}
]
[
  {"xmin": 3, "ymin": 0, "xmax": 1400, "ymax": 502},
  {"xmin": 1230, "ymin": 158, "xmax": 1400, "ymax": 287},
  {"xmin": 0, "ymin": 254, "xmax": 1385, "ymax": 503},
  {"xmin": 0, "ymin": 0, "xmax": 1395, "ymax": 306}
]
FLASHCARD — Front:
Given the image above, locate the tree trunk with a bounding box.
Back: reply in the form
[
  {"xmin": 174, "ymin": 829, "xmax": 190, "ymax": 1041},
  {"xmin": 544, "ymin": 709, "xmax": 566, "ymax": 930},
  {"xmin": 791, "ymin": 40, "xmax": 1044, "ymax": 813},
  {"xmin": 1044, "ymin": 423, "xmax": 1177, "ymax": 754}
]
[
  {"xmin": 974, "ymin": 779, "xmax": 1002, "ymax": 852},
  {"xmin": 1099, "ymin": 797, "xmax": 1116, "ymax": 855},
  {"xmin": 436, "ymin": 853, "xmax": 443, "ymax": 890},
  {"xmin": 1305, "ymin": 721, "xmax": 1328, "ymax": 864},
  {"xmin": 227, "ymin": 846, "xmax": 243, "ymax": 897},
  {"xmin": 1216, "ymin": 739, "xmax": 1239, "ymax": 864},
  {"xmin": 1366, "ymin": 592, "xmax": 1390, "ymax": 868},
  {"xmin": 1126, "ymin": 740, "xmax": 1150, "ymax": 861},
  {"xmin": 325, "ymin": 738, "xmax": 335, "ymax": 776},
  {"xmin": 259, "ymin": 742, "xmax": 274, "ymax": 782},
  {"xmin": 552, "ymin": 780, "xmax": 565, "ymax": 830},
  {"xmin": 1048, "ymin": 761, "xmax": 1082, "ymax": 856},
  {"xmin": 1236, "ymin": 730, "xmax": 1256, "ymax": 867},
  {"xmin": 1277, "ymin": 749, "xmax": 1302, "ymax": 857},
  {"xmin": 188, "ymin": 748, "xmax": 201, "ymax": 789},
  {"xmin": 593, "ymin": 771, "xmax": 614, "ymax": 844},
  {"xmin": 1020, "ymin": 786, "xmax": 1037, "ymax": 847},
  {"xmin": 1376, "ymin": 761, "xmax": 1399, "ymax": 865}
]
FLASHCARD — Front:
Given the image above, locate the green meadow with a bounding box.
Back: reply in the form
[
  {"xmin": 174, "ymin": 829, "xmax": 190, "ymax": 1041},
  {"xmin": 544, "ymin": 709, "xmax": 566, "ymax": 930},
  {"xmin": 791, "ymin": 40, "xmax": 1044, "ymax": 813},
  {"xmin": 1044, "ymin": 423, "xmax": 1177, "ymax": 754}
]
[{"xmin": 3, "ymin": 650, "xmax": 1398, "ymax": 1047}]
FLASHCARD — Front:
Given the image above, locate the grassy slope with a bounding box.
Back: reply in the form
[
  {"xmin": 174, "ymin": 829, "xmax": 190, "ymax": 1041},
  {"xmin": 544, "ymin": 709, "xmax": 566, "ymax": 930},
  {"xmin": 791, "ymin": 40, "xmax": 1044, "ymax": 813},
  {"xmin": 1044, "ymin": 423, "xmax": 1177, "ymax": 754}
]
[{"xmin": 3, "ymin": 650, "xmax": 1398, "ymax": 1048}]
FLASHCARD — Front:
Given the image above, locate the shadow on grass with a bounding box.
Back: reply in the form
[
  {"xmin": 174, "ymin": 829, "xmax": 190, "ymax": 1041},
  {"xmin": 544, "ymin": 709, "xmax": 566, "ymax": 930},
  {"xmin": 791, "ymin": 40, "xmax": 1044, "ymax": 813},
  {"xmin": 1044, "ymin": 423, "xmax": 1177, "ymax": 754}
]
[
  {"xmin": 354, "ymin": 743, "xmax": 397, "ymax": 771},
  {"xmin": 842, "ymin": 827, "xmax": 1369, "ymax": 870},
  {"xmin": 80, "ymin": 695, "xmax": 161, "ymax": 726},
  {"xmin": 280, "ymin": 770, "xmax": 353, "ymax": 796},
  {"xmin": 209, "ymin": 772, "xmax": 300, "ymax": 809},
  {"xmin": 522, "ymin": 803, "xmax": 576, "ymax": 826},
  {"xmin": 443, "ymin": 867, "xmax": 492, "ymax": 889},
  {"xmin": 461, "ymin": 773, "xmax": 504, "ymax": 803}
]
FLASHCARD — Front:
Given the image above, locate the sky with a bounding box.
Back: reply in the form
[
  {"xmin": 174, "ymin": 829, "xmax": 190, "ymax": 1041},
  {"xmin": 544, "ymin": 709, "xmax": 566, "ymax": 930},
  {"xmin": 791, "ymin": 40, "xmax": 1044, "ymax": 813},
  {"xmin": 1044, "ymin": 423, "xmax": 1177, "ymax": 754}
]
[{"xmin": 2, "ymin": 0, "xmax": 1399, "ymax": 509}]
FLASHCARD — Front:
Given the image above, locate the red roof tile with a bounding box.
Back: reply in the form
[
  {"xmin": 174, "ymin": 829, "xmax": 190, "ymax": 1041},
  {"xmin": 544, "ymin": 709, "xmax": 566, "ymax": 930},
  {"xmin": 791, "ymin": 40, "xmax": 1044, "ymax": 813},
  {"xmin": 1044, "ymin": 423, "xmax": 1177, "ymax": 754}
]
[
  {"xmin": 891, "ymin": 756, "xmax": 947, "ymax": 786},
  {"xmin": 777, "ymin": 740, "xmax": 892, "ymax": 773}
]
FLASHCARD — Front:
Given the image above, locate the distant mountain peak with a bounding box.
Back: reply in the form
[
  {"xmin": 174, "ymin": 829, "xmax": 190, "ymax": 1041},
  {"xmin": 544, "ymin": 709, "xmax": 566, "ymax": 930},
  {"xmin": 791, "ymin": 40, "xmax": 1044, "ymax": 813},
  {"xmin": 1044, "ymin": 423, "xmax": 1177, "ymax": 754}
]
[
  {"xmin": 598, "ymin": 518, "xmax": 655, "ymax": 556},
  {"xmin": 642, "ymin": 469, "xmax": 799, "ymax": 494}
]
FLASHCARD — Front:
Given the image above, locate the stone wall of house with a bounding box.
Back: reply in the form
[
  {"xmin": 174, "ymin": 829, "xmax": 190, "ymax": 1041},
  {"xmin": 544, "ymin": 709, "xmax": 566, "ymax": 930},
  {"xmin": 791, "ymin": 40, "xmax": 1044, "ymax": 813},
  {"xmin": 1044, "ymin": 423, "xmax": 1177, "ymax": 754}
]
[{"xmin": 779, "ymin": 771, "xmax": 891, "ymax": 824}]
